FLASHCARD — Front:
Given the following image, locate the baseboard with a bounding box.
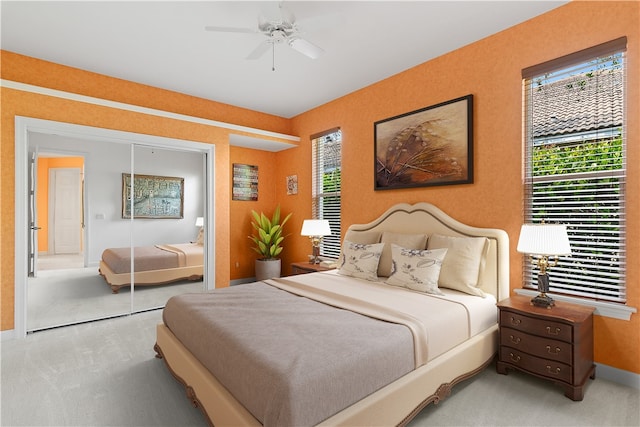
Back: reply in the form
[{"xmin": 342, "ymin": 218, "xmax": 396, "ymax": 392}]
[
  {"xmin": 596, "ymin": 363, "xmax": 640, "ymax": 389},
  {"xmin": 230, "ymin": 278, "xmax": 256, "ymax": 286}
]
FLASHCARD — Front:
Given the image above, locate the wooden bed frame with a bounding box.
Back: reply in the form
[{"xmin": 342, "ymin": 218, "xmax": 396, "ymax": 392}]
[
  {"xmin": 155, "ymin": 202, "xmax": 509, "ymax": 426},
  {"xmin": 99, "ymin": 261, "xmax": 203, "ymax": 294}
]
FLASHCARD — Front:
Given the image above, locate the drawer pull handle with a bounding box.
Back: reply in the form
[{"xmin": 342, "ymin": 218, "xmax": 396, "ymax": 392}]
[
  {"xmin": 546, "ymin": 365, "xmax": 561, "ymax": 375},
  {"xmin": 546, "ymin": 345, "xmax": 561, "ymax": 355},
  {"xmin": 509, "ymin": 352, "xmax": 521, "ymax": 363},
  {"xmin": 509, "ymin": 335, "xmax": 521, "ymax": 345},
  {"xmin": 509, "ymin": 317, "xmax": 522, "ymax": 326},
  {"xmin": 546, "ymin": 326, "xmax": 561, "ymax": 336}
]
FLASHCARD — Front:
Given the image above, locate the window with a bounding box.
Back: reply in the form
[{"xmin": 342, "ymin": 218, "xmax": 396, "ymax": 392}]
[
  {"xmin": 311, "ymin": 129, "xmax": 342, "ymax": 259},
  {"xmin": 522, "ymin": 38, "xmax": 627, "ymax": 303}
]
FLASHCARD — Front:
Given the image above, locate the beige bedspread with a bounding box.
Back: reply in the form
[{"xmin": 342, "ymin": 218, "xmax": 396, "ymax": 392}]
[
  {"xmin": 101, "ymin": 243, "xmax": 202, "ymax": 274},
  {"xmin": 162, "ymin": 273, "xmax": 480, "ymax": 426},
  {"xmin": 155, "ymin": 243, "xmax": 202, "ymax": 267}
]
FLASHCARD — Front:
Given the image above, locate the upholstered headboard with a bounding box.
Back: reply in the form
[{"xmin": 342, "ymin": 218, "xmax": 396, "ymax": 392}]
[{"xmin": 345, "ymin": 202, "xmax": 509, "ymax": 301}]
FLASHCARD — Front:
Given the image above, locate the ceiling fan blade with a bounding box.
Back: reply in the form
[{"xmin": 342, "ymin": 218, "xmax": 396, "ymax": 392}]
[
  {"xmin": 246, "ymin": 41, "xmax": 271, "ymax": 60},
  {"xmin": 204, "ymin": 25, "xmax": 256, "ymax": 34},
  {"xmin": 289, "ymin": 38, "xmax": 324, "ymax": 59}
]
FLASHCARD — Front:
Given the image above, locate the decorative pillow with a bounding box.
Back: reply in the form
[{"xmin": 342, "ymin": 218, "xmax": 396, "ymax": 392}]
[
  {"xmin": 195, "ymin": 227, "xmax": 204, "ymax": 245},
  {"xmin": 343, "ymin": 230, "xmax": 381, "ymax": 245},
  {"xmin": 385, "ymin": 245, "xmax": 447, "ymax": 295},
  {"xmin": 338, "ymin": 241, "xmax": 385, "ymax": 281},
  {"xmin": 339, "ymin": 230, "xmax": 381, "ymax": 264},
  {"xmin": 378, "ymin": 232, "xmax": 428, "ymax": 277},
  {"xmin": 427, "ymin": 234, "xmax": 488, "ymax": 297}
]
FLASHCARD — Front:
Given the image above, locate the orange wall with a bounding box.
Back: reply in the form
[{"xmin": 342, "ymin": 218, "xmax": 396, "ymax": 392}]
[
  {"xmin": 229, "ymin": 146, "xmax": 281, "ymax": 280},
  {"xmin": 36, "ymin": 157, "xmax": 84, "ymax": 252},
  {"xmin": 2, "ymin": 2, "xmax": 638, "ymax": 375},
  {"xmin": 1, "ymin": 52, "xmax": 293, "ymax": 331},
  {"xmin": 279, "ymin": 1, "xmax": 638, "ymax": 373}
]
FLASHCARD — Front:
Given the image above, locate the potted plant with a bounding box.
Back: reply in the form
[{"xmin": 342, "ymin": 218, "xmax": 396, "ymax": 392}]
[{"xmin": 248, "ymin": 204, "xmax": 292, "ymax": 280}]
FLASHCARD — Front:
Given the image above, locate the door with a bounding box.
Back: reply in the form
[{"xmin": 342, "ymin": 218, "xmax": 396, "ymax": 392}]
[
  {"xmin": 49, "ymin": 168, "xmax": 82, "ymax": 254},
  {"xmin": 15, "ymin": 117, "xmax": 216, "ymax": 337}
]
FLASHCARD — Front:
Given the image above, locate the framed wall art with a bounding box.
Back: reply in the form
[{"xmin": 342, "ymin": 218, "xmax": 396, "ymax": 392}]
[
  {"xmin": 122, "ymin": 173, "xmax": 184, "ymax": 219},
  {"xmin": 374, "ymin": 94, "xmax": 473, "ymax": 190},
  {"xmin": 286, "ymin": 174, "xmax": 298, "ymax": 195},
  {"xmin": 232, "ymin": 163, "xmax": 258, "ymax": 201}
]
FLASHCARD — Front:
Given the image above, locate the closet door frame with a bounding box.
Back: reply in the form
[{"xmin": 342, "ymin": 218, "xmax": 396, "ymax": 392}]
[{"xmin": 14, "ymin": 117, "xmax": 216, "ymax": 338}]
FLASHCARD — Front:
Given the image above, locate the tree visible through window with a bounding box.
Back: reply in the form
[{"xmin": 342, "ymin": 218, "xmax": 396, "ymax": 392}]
[
  {"xmin": 523, "ymin": 40, "xmax": 626, "ymax": 303},
  {"xmin": 312, "ymin": 130, "xmax": 341, "ymax": 259}
]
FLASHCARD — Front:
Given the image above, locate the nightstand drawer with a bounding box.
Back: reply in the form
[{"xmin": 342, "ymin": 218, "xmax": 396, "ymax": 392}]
[
  {"xmin": 500, "ymin": 347, "xmax": 572, "ymax": 383},
  {"xmin": 500, "ymin": 311, "xmax": 572, "ymax": 343},
  {"xmin": 501, "ymin": 327, "xmax": 573, "ymax": 365}
]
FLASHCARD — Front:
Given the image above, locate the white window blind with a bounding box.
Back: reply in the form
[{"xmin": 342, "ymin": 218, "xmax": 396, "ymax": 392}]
[
  {"xmin": 523, "ymin": 38, "xmax": 626, "ymax": 303},
  {"xmin": 312, "ymin": 130, "xmax": 342, "ymax": 259}
]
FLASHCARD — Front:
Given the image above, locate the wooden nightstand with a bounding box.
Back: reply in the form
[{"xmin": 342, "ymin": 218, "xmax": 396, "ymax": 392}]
[
  {"xmin": 290, "ymin": 261, "xmax": 334, "ymax": 275},
  {"xmin": 496, "ymin": 295, "xmax": 596, "ymax": 401}
]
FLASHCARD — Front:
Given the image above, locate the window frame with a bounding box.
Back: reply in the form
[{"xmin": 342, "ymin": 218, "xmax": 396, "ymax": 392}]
[
  {"xmin": 311, "ymin": 129, "xmax": 342, "ymax": 260},
  {"xmin": 520, "ymin": 38, "xmax": 636, "ymax": 320}
]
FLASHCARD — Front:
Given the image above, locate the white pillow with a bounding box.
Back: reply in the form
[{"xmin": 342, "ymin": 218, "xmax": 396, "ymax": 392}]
[
  {"xmin": 378, "ymin": 232, "xmax": 428, "ymax": 277},
  {"xmin": 338, "ymin": 241, "xmax": 385, "ymax": 281},
  {"xmin": 386, "ymin": 244, "xmax": 447, "ymax": 295},
  {"xmin": 343, "ymin": 230, "xmax": 381, "ymax": 245},
  {"xmin": 427, "ymin": 234, "xmax": 488, "ymax": 297}
]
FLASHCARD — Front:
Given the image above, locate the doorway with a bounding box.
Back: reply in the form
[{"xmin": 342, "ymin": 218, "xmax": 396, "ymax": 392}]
[
  {"xmin": 15, "ymin": 117, "xmax": 216, "ymax": 336},
  {"xmin": 30, "ymin": 153, "xmax": 87, "ymax": 276}
]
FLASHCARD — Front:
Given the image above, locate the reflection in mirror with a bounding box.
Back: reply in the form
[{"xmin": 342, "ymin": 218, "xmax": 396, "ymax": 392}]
[{"xmin": 130, "ymin": 144, "xmax": 207, "ymax": 314}]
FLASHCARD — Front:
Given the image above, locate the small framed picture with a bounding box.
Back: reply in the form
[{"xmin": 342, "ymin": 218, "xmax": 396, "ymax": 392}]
[{"xmin": 287, "ymin": 175, "xmax": 298, "ymax": 195}]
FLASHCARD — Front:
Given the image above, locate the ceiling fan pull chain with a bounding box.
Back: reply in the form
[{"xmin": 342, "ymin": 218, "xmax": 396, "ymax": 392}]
[{"xmin": 272, "ymin": 43, "xmax": 276, "ymax": 72}]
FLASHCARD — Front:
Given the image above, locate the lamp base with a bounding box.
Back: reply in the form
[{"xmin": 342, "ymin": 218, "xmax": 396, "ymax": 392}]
[
  {"xmin": 531, "ymin": 293, "xmax": 555, "ymax": 309},
  {"xmin": 309, "ymin": 245, "xmax": 321, "ymax": 264}
]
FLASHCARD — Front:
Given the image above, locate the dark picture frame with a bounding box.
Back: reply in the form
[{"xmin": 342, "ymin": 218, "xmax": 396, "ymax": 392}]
[
  {"xmin": 374, "ymin": 94, "xmax": 473, "ymax": 190},
  {"xmin": 122, "ymin": 173, "xmax": 184, "ymax": 219}
]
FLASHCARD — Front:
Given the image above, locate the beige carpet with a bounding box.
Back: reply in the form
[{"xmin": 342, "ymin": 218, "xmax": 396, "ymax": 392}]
[
  {"xmin": 27, "ymin": 267, "xmax": 204, "ymax": 331},
  {"xmin": 2, "ymin": 309, "xmax": 638, "ymax": 427}
]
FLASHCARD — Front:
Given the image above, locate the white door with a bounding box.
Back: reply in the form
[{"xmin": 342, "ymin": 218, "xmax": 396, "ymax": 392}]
[{"xmin": 50, "ymin": 168, "xmax": 82, "ymax": 254}]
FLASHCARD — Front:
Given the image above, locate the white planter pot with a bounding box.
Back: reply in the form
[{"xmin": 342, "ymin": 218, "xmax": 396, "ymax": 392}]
[{"xmin": 255, "ymin": 258, "xmax": 281, "ymax": 281}]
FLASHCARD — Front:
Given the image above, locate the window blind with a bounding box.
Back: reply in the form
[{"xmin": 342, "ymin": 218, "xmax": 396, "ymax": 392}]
[
  {"xmin": 523, "ymin": 41, "xmax": 626, "ymax": 303},
  {"xmin": 312, "ymin": 130, "xmax": 342, "ymax": 259}
]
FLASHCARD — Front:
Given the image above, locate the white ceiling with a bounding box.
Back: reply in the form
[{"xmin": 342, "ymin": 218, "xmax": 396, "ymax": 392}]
[{"xmin": 1, "ymin": 1, "xmax": 566, "ymax": 118}]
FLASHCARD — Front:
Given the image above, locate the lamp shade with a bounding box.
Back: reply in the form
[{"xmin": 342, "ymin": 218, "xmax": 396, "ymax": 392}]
[
  {"xmin": 300, "ymin": 219, "xmax": 331, "ymax": 236},
  {"xmin": 195, "ymin": 217, "xmax": 204, "ymax": 227},
  {"xmin": 517, "ymin": 224, "xmax": 571, "ymax": 256}
]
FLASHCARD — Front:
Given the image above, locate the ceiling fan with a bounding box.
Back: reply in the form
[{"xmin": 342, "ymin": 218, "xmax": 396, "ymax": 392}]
[{"xmin": 205, "ymin": 3, "xmax": 324, "ymax": 68}]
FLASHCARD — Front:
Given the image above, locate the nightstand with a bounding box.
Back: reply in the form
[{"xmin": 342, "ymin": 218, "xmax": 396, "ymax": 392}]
[
  {"xmin": 290, "ymin": 261, "xmax": 334, "ymax": 275},
  {"xmin": 496, "ymin": 295, "xmax": 596, "ymax": 401}
]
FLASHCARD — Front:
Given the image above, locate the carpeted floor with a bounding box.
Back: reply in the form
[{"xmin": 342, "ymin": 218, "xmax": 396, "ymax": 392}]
[
  {"xmin": 2, "ymin": 310, "xmax": 638, "ymax": 426},
  {"xmin": 27, "ymin": 267, "xmax": 204, "ymax": 331}
]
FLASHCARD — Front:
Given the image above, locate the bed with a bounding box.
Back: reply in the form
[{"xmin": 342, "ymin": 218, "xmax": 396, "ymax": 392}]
[
  {"xmin": 99, "ymin": 243, "xmax": 204, "ymax": 294},
  {"xmin": 154, "ymin": 202, "xmax": 509, "ymax": 426}
]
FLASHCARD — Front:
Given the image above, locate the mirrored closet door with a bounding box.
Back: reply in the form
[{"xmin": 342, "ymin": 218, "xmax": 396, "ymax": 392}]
[
  {"xmin": 130, "ymin": 144, "xmax": 207, "ymax": 314},
  {"xmin": 27, "ymin": 133, "xmax": 132, "ymax": 331},
  {"xmin": 25, "ymin": 127, "xmax": 212, "ymax": 333}
]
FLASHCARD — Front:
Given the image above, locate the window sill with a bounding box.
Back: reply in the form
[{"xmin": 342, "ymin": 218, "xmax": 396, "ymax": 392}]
[{"xmin": 514, "ymin": 289, "xmax": 637, "ymax": 321}]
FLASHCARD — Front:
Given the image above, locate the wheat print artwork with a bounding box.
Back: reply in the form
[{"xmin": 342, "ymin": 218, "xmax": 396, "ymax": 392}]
[{"xmin": 374, "ymin": 95, "xmax": 473, "ymax": 190}]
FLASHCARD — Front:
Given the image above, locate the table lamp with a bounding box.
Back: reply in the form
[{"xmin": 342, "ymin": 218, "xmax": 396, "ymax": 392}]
[
  {"xmin": 517, "ymin": 223, "xmax": 571, "ymax": 308},
  {"xmin": 300, "ymin": 219, "xmax": 331, "ymax": 264}
]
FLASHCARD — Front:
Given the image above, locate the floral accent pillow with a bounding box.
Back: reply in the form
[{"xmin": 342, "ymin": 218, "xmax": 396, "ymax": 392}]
[
  {"xmin": 338, "ymin": 241, "xmax": 385, "ymax": 281},
  {"xmin": 386, "ymin": 244, "xmax": 448, "ymax": 295}
]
